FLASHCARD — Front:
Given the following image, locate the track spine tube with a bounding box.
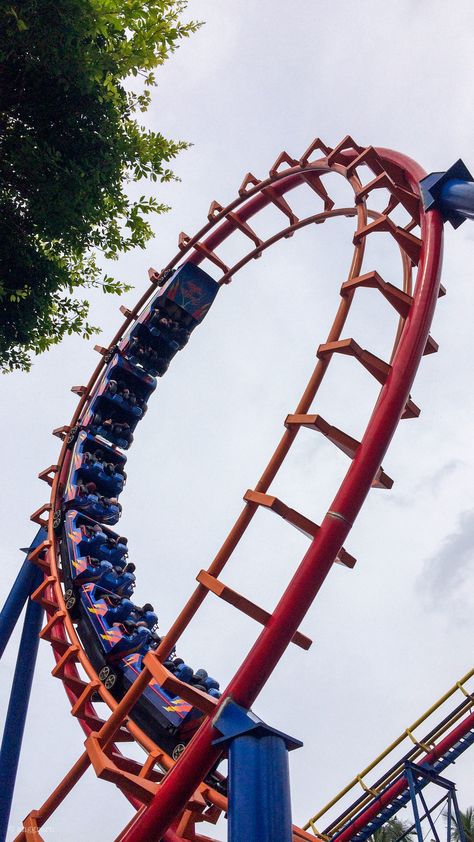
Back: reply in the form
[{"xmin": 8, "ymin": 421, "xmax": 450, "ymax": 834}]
[{"xmin": 115, "ymin": 150, "xmax": 444, "ymax": 842}]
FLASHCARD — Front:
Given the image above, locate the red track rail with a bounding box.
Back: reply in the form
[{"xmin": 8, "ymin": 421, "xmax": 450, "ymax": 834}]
[
  {"xmin": 19, "ymin": 137, "xmax": 444, "ymax": 842},
  {"xmin": 116, "ymin": 144, "xmax": 443, "ymax": 842}
]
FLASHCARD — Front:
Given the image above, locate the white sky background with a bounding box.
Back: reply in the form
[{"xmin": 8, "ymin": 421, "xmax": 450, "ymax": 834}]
[{"xmin": 1, "ymin": 1, "xmax": 474, "ymax": 839}]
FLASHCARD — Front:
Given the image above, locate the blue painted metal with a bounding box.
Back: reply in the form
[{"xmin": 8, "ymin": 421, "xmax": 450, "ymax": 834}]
[
  {"xmin": 212, "ymin": 699, "xmax": 302, "ymax": 842},
  {"xmin": 332, "ymin": 721, "xmax": 474, "ymax": 842},
  {"xmin": 0, "ymin": 529, "xmax": 46, "ymax": 659},
  {"xmin": 419, "ymin": 159, "xmax": 474, "ymax": 228},
  {"xmin": 406, "ymin": 764, "xmax": 425, "ymax": 842},
  {"xmin": 0, "ymin": 532, "xmax": 47, "ymax": 842},
  {"xmin": 404, "ymin": 762, "xmax": 465, "ymax": 842}
]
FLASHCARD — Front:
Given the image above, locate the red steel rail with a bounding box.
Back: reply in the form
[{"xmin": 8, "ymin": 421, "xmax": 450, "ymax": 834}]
[
  {"xmin": 116, "ymin": 143, "xmax": 443, "ymax": 841},
  {"xmin": 18, "ymin": 137, "xmax": 444, "ymax": 842}
]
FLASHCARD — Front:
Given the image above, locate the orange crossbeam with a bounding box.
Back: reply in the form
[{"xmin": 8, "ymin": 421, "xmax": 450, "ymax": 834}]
[
  {"xmin": 39, "ymin": 610, "xmax": 70, "ymax": 654},
  {"xmin": 142, "ymin": 652, "xmax": 218, "ymax": 716},
  {"xmin": 38, "ymin": 465, "xmax": 58, "ymax": 487},
  {"xmin": 196, "ymin": 570, "xmax": 312, "ymax": 650},
  {"xmin": 31, "ymin": 576, "xmax": 58, "ymax": 610},
  {"xmin": 402, "ymin": 396, "xmax": 421, "ymax": 419},
  {"xmin": 301, "ymin": 171, "xmax": 335, "ymax": 211},
  {"xmin": 85, "ymin": 734, "xmax": 159, "ymax": 802},
  {"xmin": 424, "ymin": 335, "xmax": 439, "ymax": 356},
  {"xmin": 244, "ymin": 489, "xmax": 319, "ymax": 538},
  {"xmin": 352, "ymin": 215, "xmax": 422, "ymax": 266},
  {"xmin": 263, "ymin": 185, "xmax": 299, "ymax": 226},
  {"xmin": 269, "ymin": 150, "xmax": 298, "ymax": 177},
  {"xmin": 326, "ymin": 135, "xmax": 364, "ymax": 167},
  {"xmin": 51, "ymin": 644, "xmax": 81, "ymax": 679},
  {"xmin": 52, "ymin": 425, "xmax": 70, "ymax": 440},
  {"xmin": 355, "ymin": 171, "xmax": 420, "ymax": 221},
  {"xmin": 340, "ymin": 271, "xmax": 413, "ymax": 318},
  {"xmin": 178, "ymin": 232, "xmax": 229, "ymax": 274},
  {"xmin": 28, "ymin": 540, "xmax": 52, "ymax": 571},
  {"xmin": 228, "ymin": 211, "xmax": 263, "ymax": 248},
  {"xmin": 299, "ymin": 137, "xmax": 332, "ymax": 166},
  {"xmin": 30, "ymin": 503, "xmax": 52, "ymax": 527},
  {"xmin": 244, "ymin": 490, "xmax": 356, "ymax": 568},
  {"xmin": 317, "ymin": 338, "xmax": 391, "ymax": 386},
  {"xmin": 70, "ymin": 681, "xmax": 135, "ymax": 742},
  {"xmin": 284, "ymin": 414, "xmax": 393, "ymax": 490}
]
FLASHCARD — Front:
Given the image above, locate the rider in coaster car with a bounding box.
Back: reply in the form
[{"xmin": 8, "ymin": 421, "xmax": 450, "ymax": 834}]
[
  {"xmin": 100, "ymin": 495, "xmax": 121, "ymax": 517},
  {"xmin": 132, "ymin": 603, "xmax": 159, "ymax": 632},
  {"xmin": 75, "ymin": 556, "xmax": 114, "ymax": 585},
  {"xmin": 95, "ymin": 462, "xmax": 124, "ymax": 496},
  {"xmin": 82, "ymin": 450, "xmax": 104, "ymax": 479},
  {"xmin": 169, "ymin": 658, "xmax": 194, "ymax": 684},
  {"xmin": 106, "ymin": 624, "xmax": 154, "ymax": 663},
  {"xmin": 97, "ymin": 562, "xmax": 136, "ymax": 598},
  {"xmin": 147, "ymin": 347, "xmax": 169, "ymax": 377},
  {"xmin": 74, "ymin": 485, "xmax": 118, "ymax": 524},
  {"xmin": 94, "ymin": 416, "xmax": 133, "ymax": 448},
  {"xmin": 99, "ymin": 536, "xmax": 128, "ymax": 567},
  {"xmin": 106, "ymin": 599, "xmax": 154, "ymax": 632},
  {"xmin": 103, "ymin": 594, "xmax": 135, "ymax": 625},
  {"xmin": 169, "ymin": 320, "xmax": 191, "ymax": 347},
  {"xmin": 75, "ymin": 481, "xmax": 99, "ymax": 506},
  {"xmin": 128, "ymin": 338, "xmax": 169, "ymax": 377},
  {"xmin": 80, "ymin": 524, "xmax": 107, "ymax": 555},
  {"xmin": 113, "ymin": 421, "xmax": 133, "ymax": 447},
  {"xmin": 162, "ymin": 660, "xmax": 220, "ymax": 696},
  {"xmin": 149, "ymin": 309, "xmax": 176, "ymax": 333},
  {"xmin": 120, "ymin": 387, "xmax": 143, "ymax": 417},
  {"xmin": 191, "ymin": 668, "xmax": 220, "ymax": 696},
  {"xmin": 92, "ymin": 448, "xmax": 104, "ymax": 464}
]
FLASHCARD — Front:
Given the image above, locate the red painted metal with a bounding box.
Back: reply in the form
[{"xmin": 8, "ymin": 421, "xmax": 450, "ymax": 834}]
[
  {"xmin": 116, "ymin": 148, "xmax": 444, "ymax": 841},
  {"xmin": 330, "ymin": 710, "xmax": 474, "ymax": 842}
]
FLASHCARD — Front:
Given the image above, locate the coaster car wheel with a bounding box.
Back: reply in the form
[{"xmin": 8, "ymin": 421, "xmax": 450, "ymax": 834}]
[
  {"xmin": 172, "ymin": 743, "xmax": 185, "ymax": 761},
  {"xmin": 52, "ymin": 509, "xmax": 63, "ymax": 532},
  {"xmin": 66, "ymin": 425, "xmax": 80, "ymax": 447},
  {"xmin": 99, "ymin": 664, "xmax": 118, "ymax": 690},
  {"xmin": 65, "ymin": 593, "xmax": 76, "ymax": 611}
]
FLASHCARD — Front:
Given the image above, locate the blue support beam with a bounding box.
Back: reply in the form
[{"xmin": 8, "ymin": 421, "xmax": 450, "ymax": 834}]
[
  {"xmin": 0, "ymin": 531, "xmax": 47, "ymax": 842},
  {"xmin": 420, "ymin": 159, "xmax": 474, "ymax": 228},
  {"xmin": 213, "ymin": 699, "xmax": 302, "ymax": 842},
  {"xmin": 0, "ymin": 529, "xmax": 47, "ymax": 660}
]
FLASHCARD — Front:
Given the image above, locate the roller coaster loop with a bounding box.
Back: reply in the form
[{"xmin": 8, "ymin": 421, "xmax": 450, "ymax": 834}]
[{"xmin": 1, "ymin": 136, "xmax": 474, "ymax": 842}]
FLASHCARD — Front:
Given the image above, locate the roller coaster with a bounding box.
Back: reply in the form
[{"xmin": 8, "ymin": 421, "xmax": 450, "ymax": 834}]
[{"xmin": 1, "ymin": 136, "xmax": 473, "ymax": 842}]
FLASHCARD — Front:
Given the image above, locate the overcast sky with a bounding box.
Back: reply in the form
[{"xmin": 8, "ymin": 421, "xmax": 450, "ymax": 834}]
[{"xmin": 1, "ymin": 1, "xmax": 474, "ymax": 839}]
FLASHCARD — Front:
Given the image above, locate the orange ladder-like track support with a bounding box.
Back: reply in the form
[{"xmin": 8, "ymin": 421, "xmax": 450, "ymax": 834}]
[{"xmin": 16, "ymin": 136, "xmax": 444, "ymax": 842}]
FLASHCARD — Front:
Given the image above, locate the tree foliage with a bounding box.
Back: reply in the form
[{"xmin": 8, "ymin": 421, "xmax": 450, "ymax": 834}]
[
  {"xmin": 447, "ymin": 806, "xmax": 474, "ymax": 842},
  {"xmin": 369, "ymin": 817, "xmax": 414, "ymax": 842},
  {"xmin": 0, "ymin": 0, "xmax": 200, "ymax": 371}
]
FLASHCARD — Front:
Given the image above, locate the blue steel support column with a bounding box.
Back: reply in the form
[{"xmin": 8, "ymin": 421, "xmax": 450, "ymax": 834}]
[
  {"xmin": 420, "ymin": 159, "xmax": 474, "ymax": 228},
  {"xmin": 0, "ymin": 532, "xmax": 47, "ymax": 842},
  {"xmin": 406, "ymin": 765, "xmax": 424, "ymax": 842},
  {"xmin": 404, "ymin": 762, "xmax": 467, "ymax": 842},
  {"xmin": 0, "ymin": 568, "xmax": 44, "ymax": 842},
  {"xmin": 212, "ymin": 699, "xmax": 302, "ymax": 842},
  {"xmin": 0, "ymin": 529, "xmax": 47, "ymax": 659},
  {"xmin": 450, "ymin": 786, "xmax": 467, "ymax": 842}
]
